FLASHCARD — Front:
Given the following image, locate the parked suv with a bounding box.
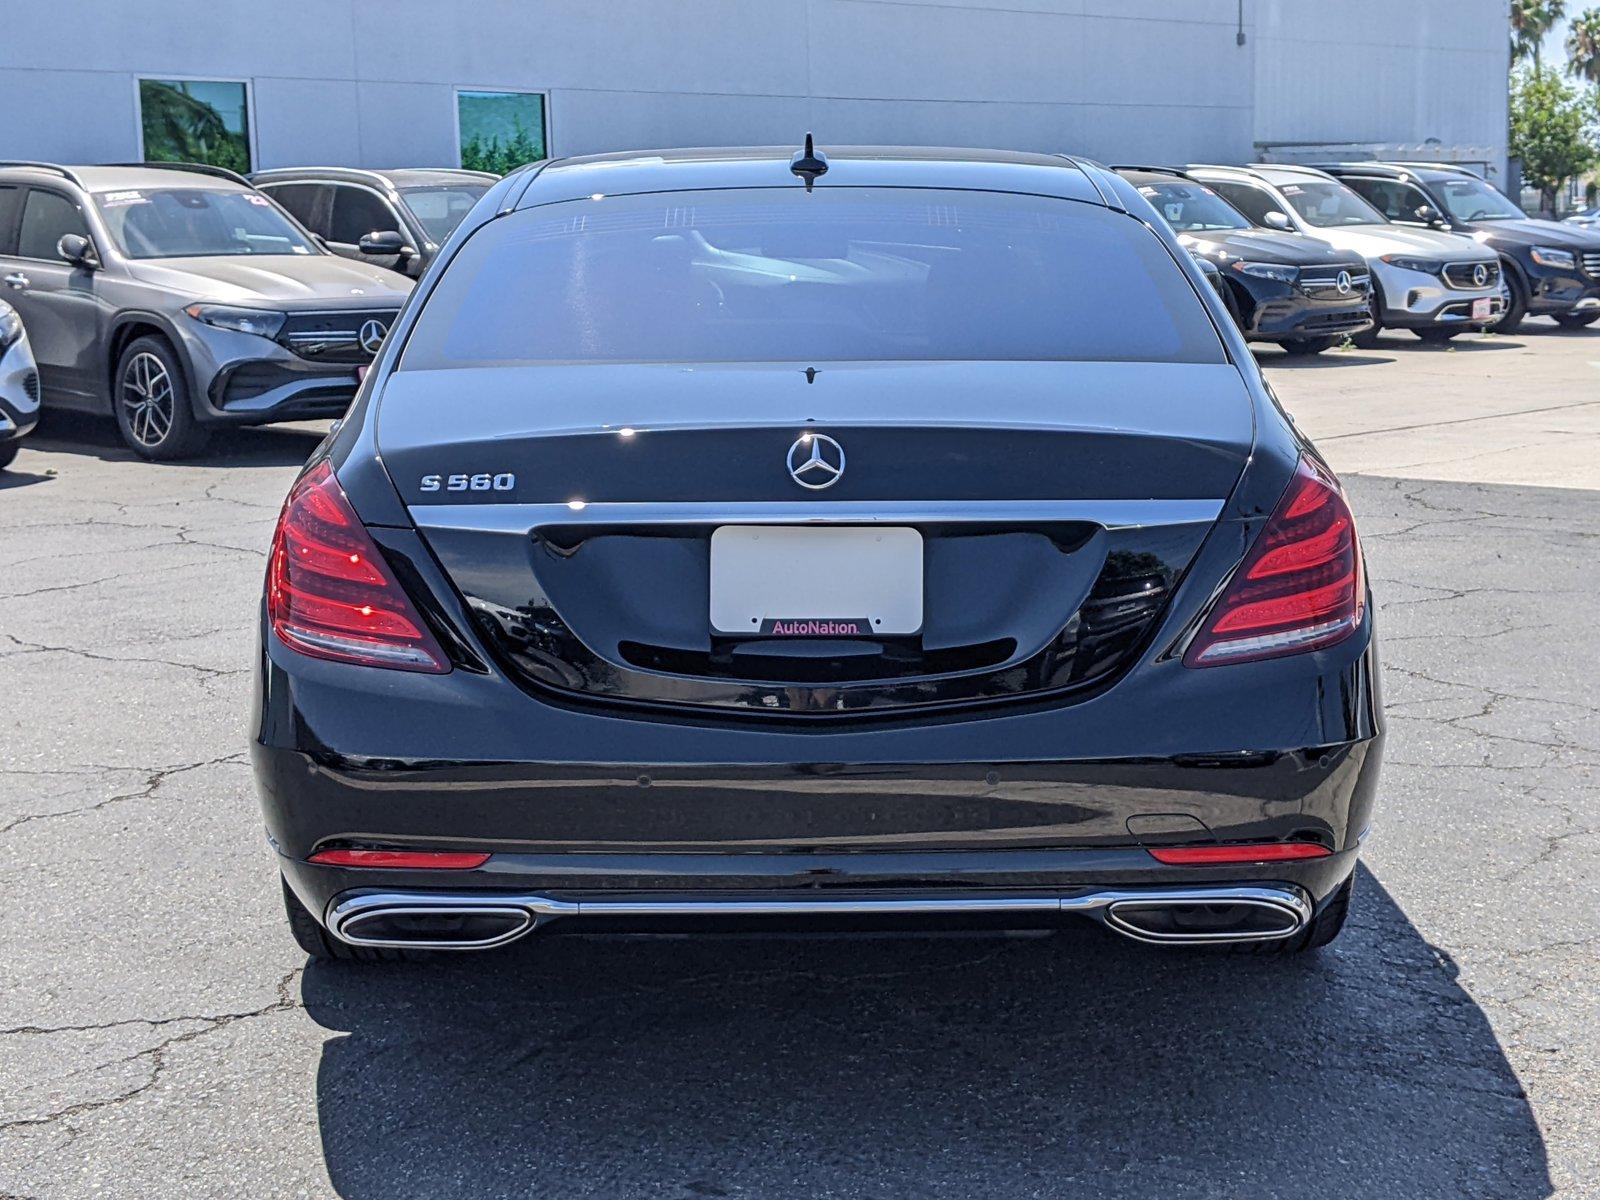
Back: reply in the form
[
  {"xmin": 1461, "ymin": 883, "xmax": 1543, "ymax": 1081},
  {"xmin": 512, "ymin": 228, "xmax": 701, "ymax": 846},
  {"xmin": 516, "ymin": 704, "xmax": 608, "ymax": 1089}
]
[
  {"xmin": 0, "ymin": 161, "xmax": 411, "ymax": 458},
  {"xmin": 1187, "ymin": 164, "xmax": 1504, "ymax": 344},
  {"xmin": 0, "ymin": 297, "xmax": 39, "ymax": 469},
  {"xmin": 251, "ymin": 168, "xmax": 497, "ymax": 279},
  {"xmin": 1115, "ymin": 167, "xmax": 1371, "ymax": 355},
  {"xmin": 1315, "ymin": 162, "xmax": 1600, "ymax": 332}
]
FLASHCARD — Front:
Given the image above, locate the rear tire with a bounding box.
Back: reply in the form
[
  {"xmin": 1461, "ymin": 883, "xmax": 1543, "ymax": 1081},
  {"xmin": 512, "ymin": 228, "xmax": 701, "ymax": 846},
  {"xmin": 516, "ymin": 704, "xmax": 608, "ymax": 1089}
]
[
  {"xmin": 1281, "ymin": 335, "xmax": 1338, "ymax": 356},
  {"xmin": 1240, "ymin": 873, "xmax": 1353, "ymax": 955},
  {"xmin": 1414, "ymin": 327, "xmax": 1458, "ymax": 344},
  {"xmin": 1555, "ymin": 312, "xmax": 1600, "ymax": 329},
  {"xmin": 113, "ymin": 335, "xmax": 212, "ymax": 461},
  {"xmin": 281, "ymin": 874, "xmax": 428, "ymax": 963},
  {"xmin": 0, "ymin": 441, "xmax": 18, "ymax": 470}
]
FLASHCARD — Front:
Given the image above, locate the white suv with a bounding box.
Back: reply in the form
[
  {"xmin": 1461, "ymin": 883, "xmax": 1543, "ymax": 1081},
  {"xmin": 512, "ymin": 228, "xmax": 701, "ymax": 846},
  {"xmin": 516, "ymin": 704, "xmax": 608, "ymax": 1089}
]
[{"xmin": 1188, "ymin": 163, "xmax": 1504, "ymax": 343}]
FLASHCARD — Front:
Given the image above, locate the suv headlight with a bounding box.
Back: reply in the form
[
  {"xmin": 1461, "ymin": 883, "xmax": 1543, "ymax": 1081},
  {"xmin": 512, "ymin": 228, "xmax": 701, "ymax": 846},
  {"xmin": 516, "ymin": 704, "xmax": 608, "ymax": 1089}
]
[
  {"xmin": 1378, "ymin": 255, "xmax": 1444, "ymax": 274},
  {"xmin": 0, "ymin": 305, "xmax": 21, "ymax": 351},
  {"xmin": 1530, "ymin": 246, "xmax": 1578, "ymax": 269},
  {"xmin": 183, "ymin": 304, "xmax": 286, "ymax": 339},
  {"xmin": 1231, "ymin": 261, "xmax": 1298, "ymax": 283}
]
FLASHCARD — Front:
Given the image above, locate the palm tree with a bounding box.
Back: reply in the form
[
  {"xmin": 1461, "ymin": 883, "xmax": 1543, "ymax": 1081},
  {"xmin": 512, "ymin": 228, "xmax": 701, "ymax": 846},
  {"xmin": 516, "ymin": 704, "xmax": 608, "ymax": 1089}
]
[
  {"xmin": 1513, "ymin": 0, "xmax": 1568, "ymax": 68},
  {"xmin": 1568, "ymin": 7, "xmax": 1600, "ymax": 81}
]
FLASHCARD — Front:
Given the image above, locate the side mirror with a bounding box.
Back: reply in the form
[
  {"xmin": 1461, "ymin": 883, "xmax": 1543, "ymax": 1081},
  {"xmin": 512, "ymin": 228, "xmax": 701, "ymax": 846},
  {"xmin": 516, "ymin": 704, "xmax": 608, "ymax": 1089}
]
[
  {"xmin": 1262, "ymin": 210, "xmax": 1292, "ymax": 231},
  {"xmin": 57, "ymin": 233, "xmax": 98, "ymax": 269},
  {"xmin": 1415, "ymin": 204, "xmax": 1448, "ymax": 229},
  {"xmin": 358, "ymin": 230, "xmax": 413, "ymax": 259}
]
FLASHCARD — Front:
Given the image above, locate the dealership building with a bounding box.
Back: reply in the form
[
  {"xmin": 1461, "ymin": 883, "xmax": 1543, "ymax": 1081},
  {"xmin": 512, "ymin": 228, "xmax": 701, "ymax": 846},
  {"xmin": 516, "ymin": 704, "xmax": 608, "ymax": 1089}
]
[{"xmin": 1, "ymin": 0, "xmax": 1510, "ymax": 180}]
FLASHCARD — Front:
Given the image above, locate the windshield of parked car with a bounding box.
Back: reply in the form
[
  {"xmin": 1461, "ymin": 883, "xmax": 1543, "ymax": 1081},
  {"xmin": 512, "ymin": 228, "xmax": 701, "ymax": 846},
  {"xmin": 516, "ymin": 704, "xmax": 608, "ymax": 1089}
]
[
  {"xmin": 1434, "ymin": 177, "xmax": 1525, "ymax": 222},
  {"xmin": 94, "ymin": 188, "xmax": 318, "ymax": 259},
  {"xmin": 402, "ymin": 187, "xmax": 1225, "ymax": 367},
  {"xmin": 1137, "ymin": 181, "xmax": 1250, "ymax": 231},
  {"xmin": 401, "ymin": 185, "xmax": 490, "ymax": 241},
  {"xmin": 1278, "ymin": 180, "xmax": 1387, "ymax": 228}
]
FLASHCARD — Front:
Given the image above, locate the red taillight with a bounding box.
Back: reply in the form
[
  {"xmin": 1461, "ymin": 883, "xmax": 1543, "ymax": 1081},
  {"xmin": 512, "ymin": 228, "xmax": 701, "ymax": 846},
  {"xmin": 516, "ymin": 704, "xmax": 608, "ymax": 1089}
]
[
  {"xmin": 1148, "ymin": 842, "xmax": 1331, "ymax": 865},
  {"xmin": 267, "ymin": 461, "xmax": 449, "ymax": 673},
  {"xmin": 309, "ymin": 848, "xmax": 490, "ymax": 869},
  {"xmin": 1184, "ymin": 457, "xmax": 1366, "ymax": 667}
]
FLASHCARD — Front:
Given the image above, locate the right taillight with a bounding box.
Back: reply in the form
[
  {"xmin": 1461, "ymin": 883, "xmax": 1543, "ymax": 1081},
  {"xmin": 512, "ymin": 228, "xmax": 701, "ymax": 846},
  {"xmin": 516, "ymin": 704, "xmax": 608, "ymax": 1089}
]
[
  {"xmin": 267, "ymin": 461, "xmax": 450, "ymax": 673},
  {"xmin": 1184, "ymin": 457, "xmax": 1365, "ymax": 667}
]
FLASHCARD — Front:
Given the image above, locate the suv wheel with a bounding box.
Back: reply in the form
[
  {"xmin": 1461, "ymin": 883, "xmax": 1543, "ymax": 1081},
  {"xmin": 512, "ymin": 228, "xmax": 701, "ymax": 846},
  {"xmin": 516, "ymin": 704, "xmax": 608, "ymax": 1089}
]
[
  {"xmin": 114, "ymin": 336, "xmax": 211, "ymax": 460},
  {"xmin": 1492, "ymin": 268, "xmax": 1526, "ymax": 334},
  {"xmin": 0, "ymin": 442, "xmax": 18, "ymax": 471},
  {"xmin": 1555, "ymin": 311, "xmax": 1600, "ymax": 329},
  {"xmin": 1281, "ymin": 335, "xmax": 1338, "ymax": 356},
  {"xmin": 1414, "ymin": 327, "xmax": 1459, "ymax": 344}
]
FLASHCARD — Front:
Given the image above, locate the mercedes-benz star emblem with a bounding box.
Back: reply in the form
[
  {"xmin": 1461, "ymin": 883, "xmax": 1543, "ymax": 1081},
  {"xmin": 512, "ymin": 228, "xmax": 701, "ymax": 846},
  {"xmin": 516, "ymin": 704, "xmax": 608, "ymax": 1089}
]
[
  {"xmin": 358, "ymin": 318, "xmax": 389, "ymax": 355},
  {"xmin": 1336, "ymin": 270, "xmax": 1352, "ymax": 295},
  {"xmin": 787, "ymin": 433, "xmax": 845, "ymax": 490},
  {"xmin": 1472, "ymin": 263, "xmax": 1488, "ymax": 287}
]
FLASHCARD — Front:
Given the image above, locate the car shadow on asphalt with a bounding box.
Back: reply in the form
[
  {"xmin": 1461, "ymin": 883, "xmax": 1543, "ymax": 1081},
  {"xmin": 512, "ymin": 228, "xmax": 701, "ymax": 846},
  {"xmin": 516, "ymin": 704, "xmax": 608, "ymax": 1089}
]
[
  {"xmin": 25, "ymin": 410, "xmax": 328, "ymax": 468},
  {"xmin": 299, "ymin": 865, "xmax": 1550, "ymax": 1199},
  {"xmin": 1255, "ymin": 350, "xmax": 1397, "ymax": 368}
]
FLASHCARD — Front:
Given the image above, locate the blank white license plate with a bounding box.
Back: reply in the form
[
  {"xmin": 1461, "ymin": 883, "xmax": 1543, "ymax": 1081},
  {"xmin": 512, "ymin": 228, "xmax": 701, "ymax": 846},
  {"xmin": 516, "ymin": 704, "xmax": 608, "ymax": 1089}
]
[
  {"xmin": 709, "ymin": 526, "xmax": 923, "ymax": 636},
  {"xmin": 1471, "ymin": 297, "xmax": 1493, "ymax": 320}
]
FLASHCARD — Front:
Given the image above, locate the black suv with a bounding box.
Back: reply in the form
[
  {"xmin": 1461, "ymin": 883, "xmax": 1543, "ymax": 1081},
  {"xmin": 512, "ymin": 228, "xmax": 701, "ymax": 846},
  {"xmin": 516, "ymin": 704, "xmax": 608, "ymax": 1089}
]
[
  {"xmin": 1115, "ymin": 168, "xmax": 1371, "ymax": 355},
  {"xmin": 250, "ymin": 168, "xmax": 498, "ymax": 279},
  {"xmin": 1316, "ymin": 162, "xmax": 1600, "ymax": 332}
]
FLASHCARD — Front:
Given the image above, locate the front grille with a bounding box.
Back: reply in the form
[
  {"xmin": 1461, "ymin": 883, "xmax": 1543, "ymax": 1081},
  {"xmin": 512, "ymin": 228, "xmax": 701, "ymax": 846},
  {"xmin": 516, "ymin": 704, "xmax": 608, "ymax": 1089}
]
[
  {"xmin": 1442, "ymin": 261, "xmax": 1500, "ymax": 290},
  {"xmin": 1582, "ymin": 250, "xmax": 1600, "ymax": 277},
  {"xmin": 1298, "ymin": 269, "xmax": 1370, "ymax": 300},
  {"xmin": 276, "ymin": 310, "xmax": 399, "ymax": 364},
  {"xmin": 22, "ymin": 371, "xmax": 38, "ymax": 402}
]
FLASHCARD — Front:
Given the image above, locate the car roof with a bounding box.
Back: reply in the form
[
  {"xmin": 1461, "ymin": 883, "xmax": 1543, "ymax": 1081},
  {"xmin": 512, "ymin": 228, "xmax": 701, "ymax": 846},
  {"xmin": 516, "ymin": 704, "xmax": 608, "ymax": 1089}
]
[
  {"xmin": 0, "ymin": 162, "xmax": 252, "ymax": 193},
  {"xmin": 250, "ymin": 166, "xmax": 499, "ymax": 190},
  {"xmin": 513, "ymin": 145, "xmax": 1110, "ymax": 208},
  {"xmin": 1314, "ymin": 161, "xmax": 1476, "ymax": 183},
  {"xmin": 1111, "ymin": 166, "xmax": 1199, "ymax": 187},
  {"xmin": 1187, "ymin": 163, "xmax": 1342, "ymax": 187}
]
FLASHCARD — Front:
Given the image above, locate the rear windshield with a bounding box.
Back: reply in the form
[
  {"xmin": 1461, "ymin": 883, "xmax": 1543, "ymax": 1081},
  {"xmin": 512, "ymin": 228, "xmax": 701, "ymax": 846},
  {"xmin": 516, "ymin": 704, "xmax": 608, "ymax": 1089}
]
[
  {"xmin": 94, "ymin": 188, "xmax": 317, "ymax": 259},
  {"xmin": 401, "ymin": 184, "xmax": 490, "ymax": 241},
  {"xmin": 400, "ymin": 187, "xmax": 1224, "ymax": 368}
]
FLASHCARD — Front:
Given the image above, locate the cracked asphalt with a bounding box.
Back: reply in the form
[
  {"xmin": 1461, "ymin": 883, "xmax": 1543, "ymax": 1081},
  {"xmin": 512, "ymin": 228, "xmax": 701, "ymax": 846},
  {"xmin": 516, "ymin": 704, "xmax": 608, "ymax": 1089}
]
[{"xmin": 1, "ymin": 322, "xmax": 1596, "ymax": 1198}]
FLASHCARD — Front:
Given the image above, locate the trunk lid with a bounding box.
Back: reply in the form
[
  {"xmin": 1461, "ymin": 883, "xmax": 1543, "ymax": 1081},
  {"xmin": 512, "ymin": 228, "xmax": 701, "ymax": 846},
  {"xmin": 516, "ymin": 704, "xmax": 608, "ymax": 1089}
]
[{"xmin": 378, "ymin": 360, "xmax": 1254, "ymax": 716}]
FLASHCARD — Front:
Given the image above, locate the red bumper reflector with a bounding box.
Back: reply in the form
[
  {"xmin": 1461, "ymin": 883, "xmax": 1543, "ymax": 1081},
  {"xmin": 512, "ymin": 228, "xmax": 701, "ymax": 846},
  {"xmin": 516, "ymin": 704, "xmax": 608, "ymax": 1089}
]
[
  {"xmin": 309, "ymin": 849, "xmax": 491, "ymax": 870},
  {"xmin": 1147, "ymin": 842, "xmax": 1332, "ymax": 865}
]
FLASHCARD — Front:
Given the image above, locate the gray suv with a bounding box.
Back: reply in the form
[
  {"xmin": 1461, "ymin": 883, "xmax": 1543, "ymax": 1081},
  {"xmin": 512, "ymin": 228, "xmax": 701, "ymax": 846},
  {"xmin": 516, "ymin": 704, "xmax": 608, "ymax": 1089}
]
[
  {"xmin": 250, "ymin": 167, "xmax": 497, "ymax": 279},
  {"xmin": 0, "ymin": 161, "xmax": 412, "ymax": 459}
]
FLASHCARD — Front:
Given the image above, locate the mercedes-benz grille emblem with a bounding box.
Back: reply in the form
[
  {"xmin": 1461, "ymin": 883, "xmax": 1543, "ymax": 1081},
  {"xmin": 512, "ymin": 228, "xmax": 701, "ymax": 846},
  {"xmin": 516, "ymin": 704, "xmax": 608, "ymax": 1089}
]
[
  {"xmin": 358, "ymin": 318, "xmax": 389, "ymax": 355},
  {"xmin": 787, "ymin": 433, "xmax": 845, "ymax": 490},
  {"xmin": 1336, "ymin": 270, "xmax": 1352, "ymax": 295},
  {"xmin": 1472, "ymin": 263, "xmax": 1489, "ymax": 287}
]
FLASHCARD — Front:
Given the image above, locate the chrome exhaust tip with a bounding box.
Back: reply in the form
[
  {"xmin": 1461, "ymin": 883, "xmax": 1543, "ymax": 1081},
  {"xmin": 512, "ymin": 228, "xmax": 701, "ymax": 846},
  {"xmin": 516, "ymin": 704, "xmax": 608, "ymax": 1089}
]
[
  {"xmin": 1100, "ymin": 887, "xmax": 1310, "ymax": 945},
  {"xmin": 334, "ymin": 902, "xmax": 536, "ymax": 950}
]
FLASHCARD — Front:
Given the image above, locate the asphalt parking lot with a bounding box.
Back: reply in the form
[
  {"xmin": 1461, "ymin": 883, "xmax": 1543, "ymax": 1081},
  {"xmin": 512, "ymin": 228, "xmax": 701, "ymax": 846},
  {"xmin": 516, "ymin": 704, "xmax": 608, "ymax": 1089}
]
[{"xmin": 2, "ymin": 321, "xmax": 1597, "ymax": 1199}]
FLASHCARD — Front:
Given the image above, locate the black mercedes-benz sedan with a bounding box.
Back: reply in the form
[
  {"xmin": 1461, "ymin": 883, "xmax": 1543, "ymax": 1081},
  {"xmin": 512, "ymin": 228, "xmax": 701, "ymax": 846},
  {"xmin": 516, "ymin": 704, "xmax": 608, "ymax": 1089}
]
[
  {"xmin": 1114, "ymin": 166, "xmax": 1373, "ymax": 355},
  {"xmin": 252, "ymin": 144, "xmax": 1382, "ymax": 962}
]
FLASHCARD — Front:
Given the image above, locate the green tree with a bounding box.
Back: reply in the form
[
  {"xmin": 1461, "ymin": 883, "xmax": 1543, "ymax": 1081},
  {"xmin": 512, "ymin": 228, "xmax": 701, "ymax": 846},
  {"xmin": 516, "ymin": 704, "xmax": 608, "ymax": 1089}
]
[
  {"xmin": 1513, "ymin": 0, "xmax": 1568, "ymax": 67},
  {"xmin": 1568, "ymin": 7, "xmax": 1600, "ymax": 81},
  {"xmin": 460, "ymin": 117, "xmax": 540, "ymax": 174},
  {"xmin": 1510, "ymin": 65, "xmax": 1599, "ymax": 212}
]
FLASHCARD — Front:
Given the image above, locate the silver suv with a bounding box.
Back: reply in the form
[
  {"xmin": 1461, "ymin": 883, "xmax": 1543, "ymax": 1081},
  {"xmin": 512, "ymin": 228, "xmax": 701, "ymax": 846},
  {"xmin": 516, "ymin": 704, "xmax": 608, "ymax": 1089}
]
[
  {"xmin": 0, "ymin": 161, "xmax": 412, "ymax": 459},
  {"xmin": 1187, "ymin": 163, "xmax": 1504, "ymax": 344}
]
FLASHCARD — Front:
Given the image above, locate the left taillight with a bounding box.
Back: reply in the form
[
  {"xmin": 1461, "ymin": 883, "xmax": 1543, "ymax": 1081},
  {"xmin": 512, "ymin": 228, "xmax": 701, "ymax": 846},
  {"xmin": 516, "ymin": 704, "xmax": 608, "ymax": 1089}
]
[
  {"xmin": 267, "ymin": 461, "xmax": 450, "ymax": 673},
  {"xmin": 1184, "ymin": 456, "xmax": 1366, "ymax": 667}
]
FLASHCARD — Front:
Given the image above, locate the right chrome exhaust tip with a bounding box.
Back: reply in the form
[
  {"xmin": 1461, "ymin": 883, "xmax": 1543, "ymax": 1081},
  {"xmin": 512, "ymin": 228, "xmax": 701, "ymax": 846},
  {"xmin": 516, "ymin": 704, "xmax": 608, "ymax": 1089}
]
[{"xmin": 1100, "ymin": 888, "xmax": 1310, "ymax": 945}]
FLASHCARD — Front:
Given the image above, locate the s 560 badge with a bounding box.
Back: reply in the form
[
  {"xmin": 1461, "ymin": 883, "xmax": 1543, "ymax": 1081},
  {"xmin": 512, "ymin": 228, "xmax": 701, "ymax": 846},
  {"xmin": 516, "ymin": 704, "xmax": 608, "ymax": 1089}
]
[{"xmin": 420, "ymin": 473, "xmax": 516, "ymax": 493}]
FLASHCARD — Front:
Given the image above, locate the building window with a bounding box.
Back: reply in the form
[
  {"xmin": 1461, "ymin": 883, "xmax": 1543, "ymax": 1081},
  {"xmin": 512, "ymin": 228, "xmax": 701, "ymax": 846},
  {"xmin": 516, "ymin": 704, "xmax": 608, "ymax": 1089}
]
[
  {"xmin": 456, "ymin": 90, "xmax": 546, "ymax": 174},
  {"xmin": 138, "ymin": 78, "xmax": 252, "ymax": 173}
]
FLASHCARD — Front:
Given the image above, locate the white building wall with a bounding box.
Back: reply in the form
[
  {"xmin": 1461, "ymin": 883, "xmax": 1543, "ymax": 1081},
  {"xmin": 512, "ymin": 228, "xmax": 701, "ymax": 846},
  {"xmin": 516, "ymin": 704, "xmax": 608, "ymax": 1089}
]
[
  {"xmin": 0, "ymin": 0, "xmax": 1505, "ymax": 174},
  {"xmin": 1253, "ymin": 0, "xmax": 1510, "ymax": 178},
  {"xmin": 0, "ymin": 0, "xmax": 1254, "ymax": 168}
]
